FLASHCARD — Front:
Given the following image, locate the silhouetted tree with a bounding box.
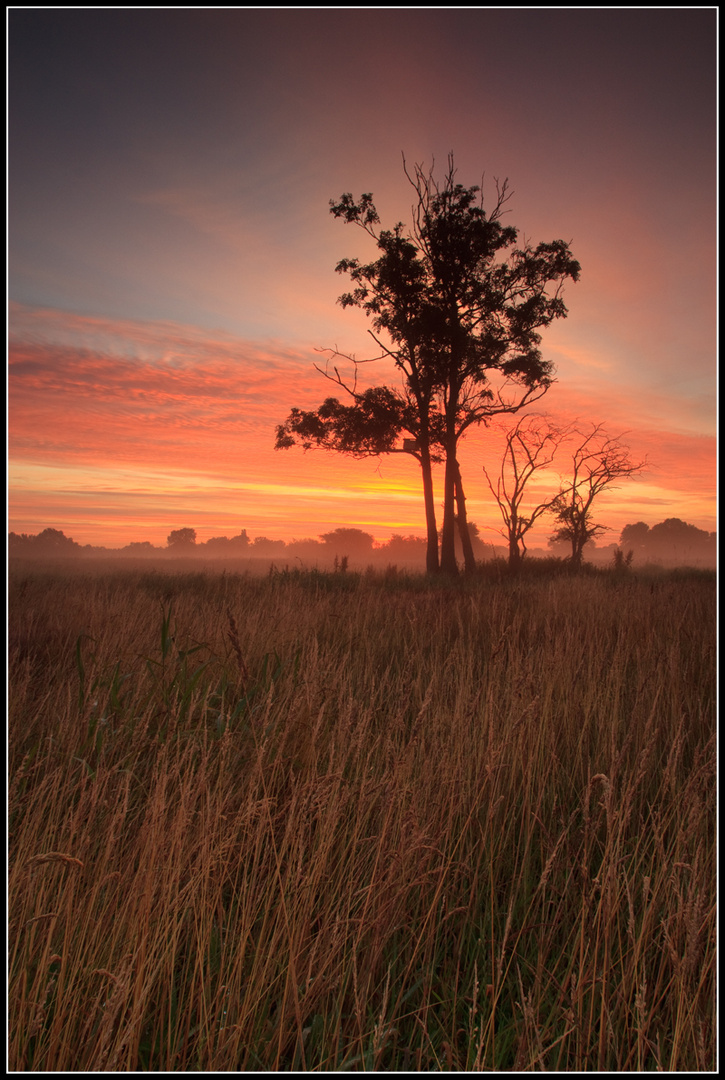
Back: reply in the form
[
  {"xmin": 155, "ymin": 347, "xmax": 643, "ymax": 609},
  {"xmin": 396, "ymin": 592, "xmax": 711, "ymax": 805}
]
[
  {"xmin": 9, "ymin": 528, "xmax": 82, "ymax": 556},
  {"xmin": 204, "ymin": 531, "xmax": 250, "ymax": 553},
  {"xmin": 619, "ymin": 521, "xmax": 651, "ymax": 560},
  {"xmin": 550, "ymin": 425, "xmax": 646, "ymax": 569},
  {"xmin": 251, "ymin": 536, "xmax": 287, "ymax": 556},
  {"xmin": 9, "ymin": 532, "xmax": 33, "ymax": 554},
  {"xmin": 39, "ymin": 527, "xmax": 81, "ymax": 550},
  {"xmin": 121, "ymin": 540, "xmax": 160, "ymax": 556},
  {"xmin": 380, "ymin": 534, "xmax": 428, "ymax": 561},
  {"xmin": 648, "ymin": 518, "xmax": 713, "ymax": 559},
  {"xmin": 286, "ymin": 537, "xmax": 325, "ymax": 561},
  {"xmin": 320, "ymin": 527, "xmax": 375, "ymax": 555},
  {"xmin": 482, "ymin": 415, "xmax": 567, "ymax": 570},
  {"xmin": 205, "ymin": 536, "xmax": 230, "ymax": 553},
  {"xmin": 277, "ymin": 155, "xmax": 580, "ymax": 575},
  {"xmin": 167, "ymin": 527, "xmax": 197, "ymax": 549}
]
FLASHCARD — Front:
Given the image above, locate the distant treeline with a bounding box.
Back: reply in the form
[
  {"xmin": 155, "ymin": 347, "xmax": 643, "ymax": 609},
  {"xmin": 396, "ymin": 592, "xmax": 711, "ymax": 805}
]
[
  {"xmin": 619, "ymin": 519, "xmax": 716, "ymax": 566},
  {"xmin": 7, "ymin": 526, "xmax": 447, "ymax": 562},
  {"xmin": 8, "ymin": 517, "xmax": 716, "ymax": 567}
]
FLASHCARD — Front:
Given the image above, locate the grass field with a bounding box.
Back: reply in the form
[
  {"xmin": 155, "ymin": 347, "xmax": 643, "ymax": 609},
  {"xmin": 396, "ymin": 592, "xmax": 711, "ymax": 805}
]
[{"xmin": 8, "ymin": 561, "xmax": 716, "ymax": 1070}]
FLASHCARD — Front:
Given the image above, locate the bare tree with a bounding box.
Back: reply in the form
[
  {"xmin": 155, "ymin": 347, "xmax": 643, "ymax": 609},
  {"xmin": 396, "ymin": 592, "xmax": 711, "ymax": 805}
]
[
  {"xmin": 482, "ymin": 415, "xmax": 568, "ymax": 570},
  {"xmin": 549, "ymin": 425, "xmax": 646, "ymax": 568}
]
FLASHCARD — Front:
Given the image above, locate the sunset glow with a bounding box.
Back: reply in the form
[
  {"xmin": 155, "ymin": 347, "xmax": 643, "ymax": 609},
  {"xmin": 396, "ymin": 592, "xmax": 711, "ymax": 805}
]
[{"xmin": 9, "ymin": 10, "xmax": 716, "ymax": 552}]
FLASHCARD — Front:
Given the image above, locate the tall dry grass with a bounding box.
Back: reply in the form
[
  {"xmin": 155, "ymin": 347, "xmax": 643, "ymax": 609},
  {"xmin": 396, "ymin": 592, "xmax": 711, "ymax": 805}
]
[{"xmin": 8, "ymin": 563, "xmax": 716, "ymax": 1070}]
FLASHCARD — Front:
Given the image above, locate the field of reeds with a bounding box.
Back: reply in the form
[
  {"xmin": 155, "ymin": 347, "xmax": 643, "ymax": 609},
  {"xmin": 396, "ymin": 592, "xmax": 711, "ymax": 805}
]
[{"xmin": 8, "ymin": 561, "xmax": 716, "ymax": 1071}]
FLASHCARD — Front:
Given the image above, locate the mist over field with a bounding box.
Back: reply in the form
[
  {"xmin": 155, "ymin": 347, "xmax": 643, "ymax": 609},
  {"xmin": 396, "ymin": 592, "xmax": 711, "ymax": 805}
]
[{"xmin": 9, "ymin": 513, "xmax": 717, "ymax": 573}]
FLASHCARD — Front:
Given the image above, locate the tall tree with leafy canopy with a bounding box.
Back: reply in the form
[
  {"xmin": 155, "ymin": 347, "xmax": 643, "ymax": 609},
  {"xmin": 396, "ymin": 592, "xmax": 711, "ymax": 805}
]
[{"xmin": 276, "ymin": 155, "xmax": 580, "ymax": 574}]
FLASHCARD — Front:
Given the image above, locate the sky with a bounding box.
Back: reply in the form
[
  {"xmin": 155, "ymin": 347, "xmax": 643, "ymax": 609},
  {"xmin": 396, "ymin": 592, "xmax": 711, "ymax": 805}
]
[{"xmin": 8, "ymin": 8, "xmax": 717, "ymax": 551}]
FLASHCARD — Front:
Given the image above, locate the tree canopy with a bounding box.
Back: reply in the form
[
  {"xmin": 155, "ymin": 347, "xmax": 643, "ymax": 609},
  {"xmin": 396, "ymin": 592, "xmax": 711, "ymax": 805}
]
[
  {"xmin": 276, "ymin": 155, "xmax": 580, "ymax": 574},
  {"xmin": 167, "ymin": 527, "xmax": 197, "ymax": 549}
]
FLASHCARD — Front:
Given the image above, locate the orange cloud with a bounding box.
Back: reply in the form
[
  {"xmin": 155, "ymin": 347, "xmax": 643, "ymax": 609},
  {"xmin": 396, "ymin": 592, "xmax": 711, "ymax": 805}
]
[{"xmin": 8, "ymin": 303, "xmax": 716, "ymax": 548}]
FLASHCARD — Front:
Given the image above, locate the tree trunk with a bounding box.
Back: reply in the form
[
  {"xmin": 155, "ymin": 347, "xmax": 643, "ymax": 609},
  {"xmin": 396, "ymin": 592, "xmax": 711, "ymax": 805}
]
[
  {"xmin": 570, "ymin": 530, "xmax": 584, "ymax": 568},
  {"xmin": 508, "ymin": 534, "xmax": 522, "ymax": 572},
  {"xmin": 440, "ymin": 396, "xmax": 460, "ymax": 575},
  {"xmin": 440, "ymin": 449, "xmax": 458, "ymax": 575},
  {"xmin": 419, "ymin": 442, "xmax": 439, "ymax": 574},
  {"xmin": 453, "ymin": 461, "xmax": 477, "ymax": 574}
]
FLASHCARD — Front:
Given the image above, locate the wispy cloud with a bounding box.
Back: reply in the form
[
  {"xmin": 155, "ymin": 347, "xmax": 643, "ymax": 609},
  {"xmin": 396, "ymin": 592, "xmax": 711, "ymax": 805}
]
[
  {"xmin": 9, "ymin": 305, "xmax": 323, "ymax": 469},
  {"xmin": 9, "ymin": 301, "xmax": 716, "ymax": 546}
]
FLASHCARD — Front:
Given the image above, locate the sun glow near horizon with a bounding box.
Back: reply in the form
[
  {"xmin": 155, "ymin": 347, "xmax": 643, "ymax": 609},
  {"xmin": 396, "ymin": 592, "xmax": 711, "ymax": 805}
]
[
  {"xmin": 8, "ymin": 415, "xmax": 716, "ymax": 552},
  {"xmin": 8, "ymin": 300, "xmax": 717, "ymax": 551}
]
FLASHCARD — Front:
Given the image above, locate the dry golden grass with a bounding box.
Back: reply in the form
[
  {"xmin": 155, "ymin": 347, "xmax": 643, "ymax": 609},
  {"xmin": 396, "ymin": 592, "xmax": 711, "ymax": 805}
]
[{"xmin": 8, "ymin": 562, "xmax": 716, "ymax": 1070}]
